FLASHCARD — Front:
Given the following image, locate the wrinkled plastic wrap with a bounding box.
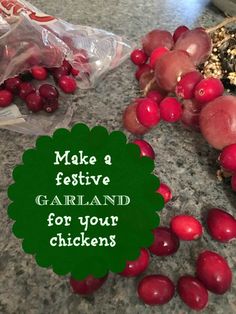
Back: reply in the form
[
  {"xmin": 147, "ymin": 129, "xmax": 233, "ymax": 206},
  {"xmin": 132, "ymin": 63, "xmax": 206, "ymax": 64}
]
[{"xmin": 0, "ymin": 0, "xmax": 132, "ymax": 135}]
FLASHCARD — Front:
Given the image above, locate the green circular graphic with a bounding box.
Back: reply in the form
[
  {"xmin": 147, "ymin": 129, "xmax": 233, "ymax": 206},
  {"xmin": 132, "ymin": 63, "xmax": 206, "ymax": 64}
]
[{"xmin": 8, "ymin": 124, "xmax": 164, "ymax": 280}]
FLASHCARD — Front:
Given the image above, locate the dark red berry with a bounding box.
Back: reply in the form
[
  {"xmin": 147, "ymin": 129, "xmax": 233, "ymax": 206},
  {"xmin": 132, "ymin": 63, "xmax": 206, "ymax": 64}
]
[
  {"xmin": 170, "ymin": 215, "xmax": 203, "ymax": 241},
  {"xmin": 71, "ymin": 67, "xmax": 80, "ymax": 77},
  {"xmin": 62, "ymin": 59, "xmax": 72, "ymax": 73},
  {"xmin": 58, "ymin": 75, "xmax": 77, "ymax": 93},
  {"xmin": 123, "ymin": 102, "xmax": 150, "ymax": 135},
  {"xmin": 53, "ymin": 67, "xmax": 69, "ymax": 81},
  {"xmin": 19, "ymin": 82, "xmax": 35, "ymax": 100},
  {"xmin": 39, "ymin": 84, "xmax": 59, "ymax": 100},
  {"xmin": 25, "ymin": 92, "xmax": 43, "ymax": 112},
  {"xmin": 31, "ymin": 66, "xmax": 48, "ymax": 81},
  {"xmin": 133, "ymin": 139, "xmax": 155, "ymax": 159},
  {"xmin": 120, "ymin": 249, "xmax": 149, "ymax": 277},
  {"xmin": 219, "ymin": 144, "xmax": 236, "ymax": 172},
  {"xmin": 0, "ymin": 90, "xmax": 13, "ymax": 107},
  {"xmin": 130, "ymin": 49, "xmax": 148, "ymax": 65},
  {"xmin": 175, "ymin": 71, "xmax": 203, "ymax": 99},
  {"xmin": 160, "ymin": 97, "xmax": 183, "ymax": 122},
  {"xmin": 138, "ymin": 275, "xmax": 175, "ymax": 305},
  {"xmin": 157, "ymin": 183, "xmax": 172, "ymax": 203},
  {"xmin": 177, "ymin": 275, "xmax": 208, "ymax": 311},
  {"xmin": 149, "ymin": 227, "xmax": 180, "ymax": 256},
  {"xmin": 43, "ymin": 101, "xmax": 59, "ymax": 113},
  {"xmin": 136, "ymin": 98, "xmax": 160, "ymax": 127},
  {"xmin": 70, "ymin": 274, "xmax": 108, "ymax": 295},
  {"xmin": 147, "ymin": 90, "xmax": 165, "ymax": 104},
  {"xmin": 194, "ymin": 77, "xmax": 224, "ymax": 103},
  {"xmin": 173, "ymin": 25, "xmax": 189, "ymax": 42},
  {"xmin": 4, "ymin": 77, "xmax": 22, "ymax": 94},
  {"xmin": 135, "ymin": 64, "xmax": 152, "ymax": 80}
]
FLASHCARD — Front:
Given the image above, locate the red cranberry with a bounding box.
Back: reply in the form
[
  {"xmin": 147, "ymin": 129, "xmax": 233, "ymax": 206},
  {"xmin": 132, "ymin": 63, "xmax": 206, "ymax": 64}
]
[
  {"xmin": 149, "ymin": 227, "xmax": 179, "ymax": 256},
  {"xmin": 39, "ymin": 84, "xmax": 59, "ymax": 100},
  {"xmin": 196, "ymin": 251, "xmax": 232, "ymax": 294},
  {"xmin": 147, "ymin": 90, "xmax": 166, "ymax": 104},
  {"xmin": 219, "ymin": 144, "xmax": 236, "ymax": 172},
  {"xmin": 62, "ymin": 59, "xmax": 72, "ymax": 73},
  {"xmin": 120, "ymin": 249, "xmax": 149, "ymax": 277},
  {"xmin": 19, "ymin": 82, "xmax": 35, "ymax": 100},
  {"xmin": 206, "ymin": 208, "xmax": 236, "ymax": 242},
  {"xmin": 53, "ymin": 67, "xmax": 69, "ymax": 81},
  {"xmin": 71, "ymin": 67, "xmax": 80, "ymax": 77},
  {"xmin": 157, "ymin": 183, "xmax": 172, "ymax": 203},
  {"xmin": 70, "ymin": 274, "xmax": 108, "ymax": 295},
  {"xmin": 123, "ymin": 102, "xmax": 150, "ymax": 135},
  {"xmin": 4, "ymin": 77, "xmax": 22, "ymax": 94},
  {"xmin": 31, "ymin": 66, "xmax": 48, "ymax": 81},
  {"xmin": 160, "ymin": 97, "xmax": 183, "ymax": 122},
  {"xmin": 135, "ymin": 64, "xmax": 152, "ymax": 80},
  {"xmin": 138, "ymin": 275, "xmax": 175, "ymax": 305},
  {"xmin": 58, "ymin": 75, "xmax": 77, "ymax": 93},
  {"xmin": 130, "ymin": 49, "xmax": 148, "ymax": 65},
  {"xmin": 43, "ymin": 101, "xmax": 59, "ymax": 113},
  {"xmin": 177, "ymin": 275, "xmax": 208, "ymax": 311},
  {"xmin": 0, "ymin": 90, "xmax": 13, "ymax": 107},
  {"xmin": 26, "ymin": 92, "xmax": 43, "ymax": 112},
  {"xmin": 170, "ymin": 215, "xmax": 203, "ymax": 241},
  {"xmin": 231, "ymin": 173, "xmax": 236, "ymax": 191},
  {"xmin": 175, "ymin": 71, "xmax": 203, "ymax": 99},
  {"xmin": 136, "ymin": 98, "xmax": 160, "ymax": 127},
  {"xmin": 173, "ymin": 25, "xmax": 189, "ymax": 42},
  {"xmin": 149, "ymin": 47, "xmax": 169, "ymax": 69},
  {"xmin": 194, "ymin": 77, "xmax": 224, "ymax": 103},
  {"xmin": 133, "ymin": 139, "xmax": 155, "ymax": 159}
]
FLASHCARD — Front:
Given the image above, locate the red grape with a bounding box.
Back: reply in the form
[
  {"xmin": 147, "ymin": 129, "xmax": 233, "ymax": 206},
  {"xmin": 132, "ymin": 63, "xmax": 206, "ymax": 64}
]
[
  {"xmin": 173, "ymin": 25, "xmax": 189, "ymax": 42},
  {"xmin": 142, "ymin": 29, "xmax": 174, "ymax": 56},
  {"xmin": 181, "ymin": 99, "xmax": 201, "ymax": 131}
]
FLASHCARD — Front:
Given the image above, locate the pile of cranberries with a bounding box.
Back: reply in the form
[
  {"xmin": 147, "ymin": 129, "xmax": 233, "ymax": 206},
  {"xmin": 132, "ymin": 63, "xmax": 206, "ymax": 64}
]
[{"xmin": 0, "ymin": 57, "xmax": 82, "ymax": 113}]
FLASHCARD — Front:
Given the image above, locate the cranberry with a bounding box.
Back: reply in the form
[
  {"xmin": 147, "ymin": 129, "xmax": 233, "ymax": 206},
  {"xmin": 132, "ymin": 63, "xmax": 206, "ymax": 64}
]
[
  {"xmin": 138, "ymin": 275, "xmax": 175, "ymax": 305},
  {"xmin": 31, "ymin": 66, "xmax": 48, "ymax": 81},
  {"xmin": 177, "ymin": 275, "xmax": 208, "ymax": 311},
  {"xmin": 39, "ymin": 84, "xmax": 59, "ymax": 100},
  {"xmin": 4, "ymin": 77, "xmax": 22, "ymax": 94},
  {"xmin": 62, "ymin": 59, "xmax": 72, "ymax": 73},
  {"xmin": 135, "ymin": 64, "xmax": 152, "ymax": 80},
  {"xmin": 149, "ymin": 227, "xmax": 180, "ymax": 256},
  {"xmin": 53, "ymin": 67, "xmax": 69, "ymax": 81},
  {"xmin": 206, "ymin": 208, "xmax": 236, "ymax": 242},
  {"xmin": 70, "ymin": 274, "xmax": 108, "ymax": 295},
  {"xmin": 26, "ymin": 92, "xmax": 43, "ymax": 112},
  {"xmin": 120, "ymin": 249, "xmax": 149, "ymax": 277},
  {"xmin": 43, "ymin": 101, "xmax": 59, "ymax": 113},
  {"xmin": 19, "ymin": 82, "xmax": 35, "ymax": 100},
  {"xmin": 149, "ymin": 47, "xmax": 169, "ymax": 69},
  {"xmin": 175, "ymin": 71, "xmax": 203, "ymax": 99},
  {"xmin": 0, "ymin": 90, "xmax": 13, "ymax": 107},
  {"xmin": 133, "ymin": 139, "xmax": 155, "ymax": 159},
  {"xmin": 58, "ymin": 75, "xmax": 77, "ymax": 93},
  {"xmin": 71, "ymin": 67, "xmax": 80, "ymax": 77},
  {"xmin": 173, "ymin": 25, "xmax": 189, "ymax": 42},
  {"xmin": 123, "ymin": 102, "xmax": 150, "ymax": 135},
  {"xmin": 130, "ymin": 49, "xmax": 148, "ymax": 65},
  {"xmin": 196, "ymin": 251, "xmax": 232, "ymax": 294},
  {"xmin": 159, "ymin": 97, "xmax": 183, "ymax": 122},
  {"xmin": 157, "ymin": 183, "xmax": 172, "ymax": 203},
  {"xmin": 147, "ymin": 90, "xmax": 166, "ymax": 104},
  {"xmin": 219, "ymin": 144, "xmax": 236, "ymax": 172},
  {"xmin": 170, "ymin": 215, "xmax": 203, "ymax": 241},
  {"xmin": 231, "ymin": 173, "xmax": 236, "ymax": 191},
  {"xmin": 136, "ymin": 98, "xmax": 160, "ymax": 127},
  {"xmin": 194, "ymin": 77, "xmax": 224, "ymax": 104}
]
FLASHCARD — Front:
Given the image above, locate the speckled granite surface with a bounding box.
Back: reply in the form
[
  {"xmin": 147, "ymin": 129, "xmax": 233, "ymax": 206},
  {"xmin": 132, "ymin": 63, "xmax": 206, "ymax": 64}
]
[{"xmin": 0, "ymin": 1, "xmax": 236, "ymax": 313}]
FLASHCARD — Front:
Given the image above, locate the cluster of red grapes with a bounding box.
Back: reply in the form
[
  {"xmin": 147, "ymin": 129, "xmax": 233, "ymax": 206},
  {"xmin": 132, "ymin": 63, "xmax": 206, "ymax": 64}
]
[
  {"xmin": 123, "ymin": 25, "xmax": 236, "ymax": 192},
  {"xmin": 0, "ymin": 55, "xmax": 86, "ymax": 113}
]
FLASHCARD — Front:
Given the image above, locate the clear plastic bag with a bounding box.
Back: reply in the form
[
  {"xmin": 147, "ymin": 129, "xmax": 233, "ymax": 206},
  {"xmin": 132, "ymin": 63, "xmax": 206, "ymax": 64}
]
[{"xmin": 0, "ymin": 0, "xmax": 133, "ymax": 134}]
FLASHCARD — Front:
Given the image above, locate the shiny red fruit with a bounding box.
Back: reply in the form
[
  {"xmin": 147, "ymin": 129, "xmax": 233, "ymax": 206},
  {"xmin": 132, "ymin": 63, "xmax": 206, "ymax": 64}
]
[
  {"xmin": 0, "ymin": 90, "xmax": 13, "ymax": 107},
  {"xmin": 157, "ymin": 183, "xmax": 172, "ymax": 203},
  {"xmin": 149, "ymin": 47, "xmax": 169, "ymax": 69},
  {"xmin": 170, "ymin": 215, "xmax": 203, "ymax": 241},
  {"xmin": 19, "ymin": 82, "xmax": 35, "ymax": 100},
  {"xmin": 71, "ymin": 67, "xmax": 80, "ymax": 77},
  {"xmin": 142, "ymin": 29, "xmax": 174, "ymax": 56},
  {"xmin": 4, "ymin": 77, "xmax": 22, "ymax": 94},
  {"xmin": 31, "ymin": 66, "xmax": 48, "ymax": 81},
  {"xmin": 196, "ymin": 251, "xmax": 232, "ymax": 294},
  {"xmin": 39, "ymin": 84, "xmax": 59, "ymax": 100},
  {"xmin": 25, "ymin": 92, "xmax": 43, "ymax": 112},
  {"xmin": 52, "ymin": 67, "xmax": 69, "ymax": 81},
  {"xmin": 173, "ymin": 25, "xmax": 189, "ymax": 42},
  {"xmin": 194, "ymin": 77, "xmax": 224, "ymax": 104},
  {"xmin": 219, "ymin": 144, "xmax": 236, "ymax": 172},
  {"xmin": 136, "ymin": 98, "xmax": 160, "ymax": 127},
  {"xmin": 149, "ymin": 227, "xmax": 179, "ymax": 256},
  {"xmin": 147, "ymin": 90, "xmax": 166, "ymax": 104},
  {"xmin": 70, "ymin": 274, "xmax": 108, "ymax": 295},
  {"xmin": 130, "ymin": 49, "xmax": 148, "ymax": 65},
  {"xmin": 62, "ymin": 59, "xmax": 72, "ymax": 73},
  {"xmin": 159, "ymin": 97, "xmax": 182, "ymax": 122},
  {"xmin": 43, "ymin": 101, "xmax": 59, "ymax": 113},
  {"xmin": 177, "ymin": 275, "xmax": 208, "ymax": 311},
  {"xmin": 120, "ymin": 249, "xmax": 149, "ymax": 277},
  {"xmin": 175, "ymin": 71, "xmax": 203, "ymax": 99},
  {"xmin": 123, "ymin": 102, "xmax": 150, "ymax": 135},
  {"xmin": 58, "ymin": 75, "xmax": 77, "ymax": 93},
  {"xmin": 138, "ymin": 275, "xmax": 175, "ymax": 305},
  {"xmin": 135, "ymin": 64, "xmax": 152, "ymax": 80},
  {"xmin": 133, "ymin": 139, "xmax": 155, "ymax": 159},
  {"xmin": 206, "ymin": 208, "xmax": 236, "ymax": 242}
]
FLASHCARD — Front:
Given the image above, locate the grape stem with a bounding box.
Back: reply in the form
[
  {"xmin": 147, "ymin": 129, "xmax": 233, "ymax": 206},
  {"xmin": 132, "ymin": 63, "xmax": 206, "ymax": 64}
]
[{"xmin": 206, "ymin": 16, "xmax": 236, "ymax": 33}]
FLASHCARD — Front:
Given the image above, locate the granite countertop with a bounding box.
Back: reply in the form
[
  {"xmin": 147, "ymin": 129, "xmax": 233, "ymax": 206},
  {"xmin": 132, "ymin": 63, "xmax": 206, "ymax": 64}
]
[{"xmin": 0, "ymin": 0, "xmax": 236, "ymax": 313}]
